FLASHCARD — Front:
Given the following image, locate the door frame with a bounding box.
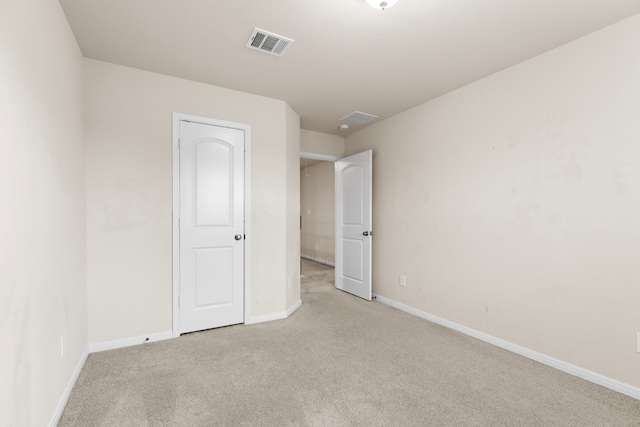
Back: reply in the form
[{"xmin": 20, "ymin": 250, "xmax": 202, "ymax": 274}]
[
  {"xmin": 299, "ymin": 152, "xmax": 339, "ymax": 266},
  {"xmin": 299, "ymin": 150, "xmax": 372, "ymax": 300},
  {"xmin": 172, "ymin": 112, "xmax": 252, "ymax": 337},
  {"xmin": 300, "ymin": 152, "xmax": 340, "ymax": 162}
]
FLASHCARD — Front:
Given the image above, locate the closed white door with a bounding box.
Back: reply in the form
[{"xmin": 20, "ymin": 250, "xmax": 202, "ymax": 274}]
[
  {"xmin": 179, "ymin": 121, "xmax": 244, "ymax": 334},
  {"xmin": 335, "ymin": 150, "xmax": 372, "ymax": 300}
]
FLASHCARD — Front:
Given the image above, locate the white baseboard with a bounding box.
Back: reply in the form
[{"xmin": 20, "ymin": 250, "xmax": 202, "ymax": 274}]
[
  {"xmin": 373, "ymin": 294, "xmax": 640, "ymax": 401},
  {"xmin": 247, "ymin": 311, "xmax": 286, "ymax": 324},
  {"xmin": 89, "ymin": 330, "xmax": 174, "ymax": 353},
  {"xmin": 286, "ymin": 299, "xmax": 302, "ymax": 317},
  {"xmin": 301, "ymin": 255, "xmax": 335, "ymax": 267},
  {"xmin": 246, "ymin": 299, "xmax": 302, "ymax": 325},
  {"xmin": 49, "ymin": 346, "xmax": 89, "ymax": 427}
]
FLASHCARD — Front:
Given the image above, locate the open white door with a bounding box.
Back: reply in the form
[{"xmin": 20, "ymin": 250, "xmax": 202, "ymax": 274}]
[{"xmin": 335, "ymin": 150, "xmax": 372, "ymax": 300}]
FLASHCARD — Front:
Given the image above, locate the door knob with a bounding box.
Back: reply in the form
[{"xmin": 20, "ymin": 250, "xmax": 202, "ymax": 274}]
[
  {"xmin": 235, "ymin": 234, "xmax": 243, "ymax": 240},
  {"xmin": 363, "ymin": 231, "xmax": 369, "ymax": 236}
]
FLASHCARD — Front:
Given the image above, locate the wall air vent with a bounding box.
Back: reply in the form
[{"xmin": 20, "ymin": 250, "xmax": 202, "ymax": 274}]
[
  {"xmin": 340, "ymin": 111, "xmax": 378, "ymax": 125},
  {"xmin": 246, "ymin": 28, "xmax": 294, "ymax": 57}
]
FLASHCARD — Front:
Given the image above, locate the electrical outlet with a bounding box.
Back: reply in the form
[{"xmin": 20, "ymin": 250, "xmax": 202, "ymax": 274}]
[
  {"xmin": 60, "ymin": 336, "xmax": 64, "ymax": 358},
  {"xmin": 399, "ymin": 275, "xmax": 406, "ymax": 287}
]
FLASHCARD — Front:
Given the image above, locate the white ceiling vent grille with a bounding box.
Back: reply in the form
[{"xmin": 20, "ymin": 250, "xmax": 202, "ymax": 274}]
[
  {"xmin": 246, "ymin": 28, "xmax": 294, "ymax": 57},
  {"xmin": 340, "ymin": 111, "xmax": 378, "ymax": 125}
]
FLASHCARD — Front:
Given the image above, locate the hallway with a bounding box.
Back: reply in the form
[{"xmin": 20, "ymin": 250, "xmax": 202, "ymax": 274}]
[{"xmin": 301, "ymin": 258, "xmax": 334, "ymax": 287}]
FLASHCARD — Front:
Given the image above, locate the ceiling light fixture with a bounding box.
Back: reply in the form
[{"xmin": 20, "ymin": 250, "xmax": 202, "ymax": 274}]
[{"xmin": 365, "ymin": 0, "xmax": 399, "ymax": 10}]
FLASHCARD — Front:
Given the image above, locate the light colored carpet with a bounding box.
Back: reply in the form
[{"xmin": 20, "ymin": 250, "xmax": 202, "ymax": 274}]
[{"xmin": 59, "ymin": 260, "xmax": 640, "ymax": 426}]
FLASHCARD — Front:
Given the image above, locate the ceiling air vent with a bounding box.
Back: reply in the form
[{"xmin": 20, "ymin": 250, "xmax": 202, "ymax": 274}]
[
  {"xmin": 246, "ymin": 28, "xmax": 294, "ymax": 57},
  {"xmin": 340, "ymin": 111, "xmax": 378, "ymax": 125}
]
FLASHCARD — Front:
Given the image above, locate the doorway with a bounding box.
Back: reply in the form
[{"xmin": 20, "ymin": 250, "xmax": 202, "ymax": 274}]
[
  {"xmin": 299, "ymin": 150, "xmax": 373, "ymax": 300},
  {"xmin": 300, "ymin": 155, "xmax": 337, "ymax": 273}
]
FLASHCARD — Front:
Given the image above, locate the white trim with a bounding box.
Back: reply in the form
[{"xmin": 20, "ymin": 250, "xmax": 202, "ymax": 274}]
[
  {"xmin": 246, "ymin": 311, "xmax": 287, "ymax": 325},
  {"xmin": 246, "ymin": 300, "xmax": 302, "ymax": 325},
  {"xmin": 244, "ymin": 125, "xmax": 252, "ymax": 329},
  {"xmin": 172, "ymin": 114, "xmax": 181, "ymax": 336},
  {"xmin": 287, "ymin": 299, "xmax": 302, "ymax": 317},
  {"xmin": 171, "ymin": 117, "xmax": 180, "ymax": 337},
  {"xmin": 172, "ymin": 113, "xmax": 252, "ymax": 336},
  {"xmin": 373, "ymin": 294, "xmax": 640, "ymax": 401},
  {"xmin": 89, "ymin": 330, "xmax": 173, "ymax": 353},
  {"xmin": 300, "ymin": 151, "xmax": 340, "ymax": 162},
  {"xmin": 301, "ymin": 255, "xmax": 335, "ymax": 267},
  {"xmin": 49, "ymin": 346, "xmax": 89, "ymax": 427}
]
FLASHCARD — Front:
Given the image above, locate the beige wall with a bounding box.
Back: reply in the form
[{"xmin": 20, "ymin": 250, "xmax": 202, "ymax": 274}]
[
  {"xmin": 300, "ymin": 162, "xmax": 336, "ymax": 265},
  {"xmin": 301, "ymin": 129, "xmax": 345, "ymax": 158},
  {"xmin": 286, "ymin": 105, "xmax": 302, "ymax": 309},
  {"xmin": 346, "ymin": 14, "xmax": 640, "ymax": 388},
  {"xmin": 84, "ymin": 59, "xmax": 299, "ymax": 342},
  {"xmin": 0, "ymin": 0, "xmax": 88, "ymax": 425}
]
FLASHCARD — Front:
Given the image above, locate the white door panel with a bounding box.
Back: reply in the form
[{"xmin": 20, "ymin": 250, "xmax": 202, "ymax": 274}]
[
  {"xmin": 194, "ymin": 247, "xmax": 233, "ymax": 307},
  {"xmin": 342, "ymin": 239, "xmax": 363, "ymax": 281},
  {"xmin": 179, "ymin": 121, "xmax": 244, "ymax": 333},
  {"xmin": 195, "ymin": 142, "xmax": 232, "ymax": 225},
  {"xmin": 335, "ymin": 150, "xmax": 372, "ymax": 300}
]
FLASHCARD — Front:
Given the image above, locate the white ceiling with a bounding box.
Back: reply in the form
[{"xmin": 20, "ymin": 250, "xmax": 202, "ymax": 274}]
[{"xmin": 59, "ymin": 0, "xmax": 640, "ymax": 135}]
